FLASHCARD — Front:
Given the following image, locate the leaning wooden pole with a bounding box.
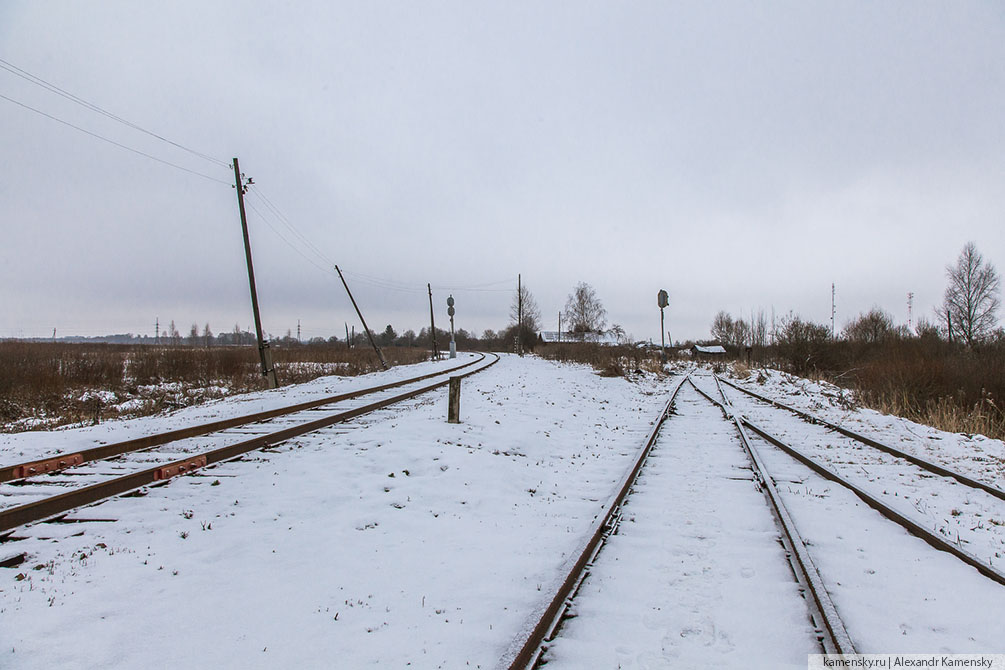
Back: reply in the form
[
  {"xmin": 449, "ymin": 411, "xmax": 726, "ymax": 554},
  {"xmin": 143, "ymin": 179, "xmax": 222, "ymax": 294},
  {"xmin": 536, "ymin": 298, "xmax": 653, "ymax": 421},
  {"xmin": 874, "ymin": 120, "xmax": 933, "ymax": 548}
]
[
  {"xmin": 232, "ymin": 157, "xmax": 278, "ymax": 389},
  {"xmin": 335, "ymin": 265, "xmax": 388, "ymax": 370},
  {"xmin": 428, "ymin": 283, "xmax": 440, "ymax": 361}
]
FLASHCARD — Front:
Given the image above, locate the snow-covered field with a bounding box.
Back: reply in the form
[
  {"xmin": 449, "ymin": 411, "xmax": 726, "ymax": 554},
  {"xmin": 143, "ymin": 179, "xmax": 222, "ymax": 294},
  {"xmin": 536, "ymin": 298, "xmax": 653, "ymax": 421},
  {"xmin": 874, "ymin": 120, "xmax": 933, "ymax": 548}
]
[
  {"xmin": 2, "ymin": 357, "xmax": 1004, "ymax": 668},
  {"xmin": 1, "ymin": 354, "xmax": 666, "ymax": 668}
]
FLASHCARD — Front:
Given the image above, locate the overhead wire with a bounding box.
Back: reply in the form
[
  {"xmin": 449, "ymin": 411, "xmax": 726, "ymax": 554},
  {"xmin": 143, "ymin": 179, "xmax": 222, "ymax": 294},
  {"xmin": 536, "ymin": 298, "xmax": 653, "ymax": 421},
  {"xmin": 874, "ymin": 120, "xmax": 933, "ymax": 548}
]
[
  {"xmin": 244, "ymin": 199, "xmax": 336, "ymax": 278},
  {"xmin": 249, "ymin": 189, "xmax": 337, "ymax": 268},
  {"xmin": 0, "ymin": 92, "xmax": 231, "ymax": 185},
  {"xmin": 1, "ymin": 59, "xmax": 516, "ymax": 308},
  {"xmin": 0, "ymin": 57, "xmax": 231, "ymax": 169}
]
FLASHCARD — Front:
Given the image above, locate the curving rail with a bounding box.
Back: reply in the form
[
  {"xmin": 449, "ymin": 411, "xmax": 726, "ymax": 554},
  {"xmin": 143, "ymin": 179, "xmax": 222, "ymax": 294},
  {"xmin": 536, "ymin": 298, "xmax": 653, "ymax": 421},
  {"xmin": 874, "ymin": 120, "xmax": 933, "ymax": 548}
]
[{"xmin": 0, "ymin": 353, "xmax": 498, "ymax": 534}]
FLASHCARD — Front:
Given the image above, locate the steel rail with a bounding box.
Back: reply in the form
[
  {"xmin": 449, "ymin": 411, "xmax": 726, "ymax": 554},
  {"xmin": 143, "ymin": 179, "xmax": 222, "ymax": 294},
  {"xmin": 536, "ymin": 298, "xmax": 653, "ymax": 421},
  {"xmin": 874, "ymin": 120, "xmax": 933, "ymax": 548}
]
[
  {"xmin": 739, "ymin": 416, "xmax": 1005, "ymax": 587},
  {"xmin": 0, "ymin": 354, "xmax": 499, "ymax": 534},
  {"xmin": 499, "ymin": 376, "xmax": 689, "ymax": 670},
  {"xmin": 716, "ymin": 375, "xmax": 1005, "ymax": 502},
  {"xmin": 691, "ymin": 378, "xmax": 856, "ymax": 655},
  {"xmin": 697, "ymin": 376, "xmax": 1005, "ymax": 586},
  {"xmin": 1, "ymin": 353, "xmax": 487, "ymax": 483}
]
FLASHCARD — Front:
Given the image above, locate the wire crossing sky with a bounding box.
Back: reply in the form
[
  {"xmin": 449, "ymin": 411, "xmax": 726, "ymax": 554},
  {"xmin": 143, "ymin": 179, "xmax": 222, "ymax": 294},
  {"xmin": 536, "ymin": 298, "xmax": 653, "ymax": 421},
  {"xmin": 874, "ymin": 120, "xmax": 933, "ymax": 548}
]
[{"xmin": 1, "ymin": 2, "xmax": 1003, "ymax": 342}]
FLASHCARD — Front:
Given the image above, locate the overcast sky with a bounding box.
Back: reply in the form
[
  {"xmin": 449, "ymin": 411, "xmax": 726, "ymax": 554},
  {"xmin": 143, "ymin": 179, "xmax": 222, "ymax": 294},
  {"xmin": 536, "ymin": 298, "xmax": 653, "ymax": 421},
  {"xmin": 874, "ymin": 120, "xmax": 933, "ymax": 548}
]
[{"xmin": 2, "ymin": 2, "xmax": 1003, "ymax": 343}]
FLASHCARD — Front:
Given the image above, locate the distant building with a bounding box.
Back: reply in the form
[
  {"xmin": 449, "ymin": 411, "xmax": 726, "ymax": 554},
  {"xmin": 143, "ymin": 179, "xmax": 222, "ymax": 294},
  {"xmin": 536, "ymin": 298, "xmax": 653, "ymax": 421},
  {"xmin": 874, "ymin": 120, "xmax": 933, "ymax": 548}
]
[
  {"xmin": 539, "ymin": 331, "xmax": 619, "ymax": 345},
  {"xmin": 691, "ymin": 344, "xmax": 727, "ymax": 357}
]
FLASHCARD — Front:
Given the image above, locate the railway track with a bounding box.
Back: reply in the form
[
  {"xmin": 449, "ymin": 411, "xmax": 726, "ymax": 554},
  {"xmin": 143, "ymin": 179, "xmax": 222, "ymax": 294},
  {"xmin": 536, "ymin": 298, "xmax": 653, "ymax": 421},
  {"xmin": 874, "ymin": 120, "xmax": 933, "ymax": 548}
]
[
  {"xmin": 506, "ymin": 372, "xmax": 1005, "ymax": 667},
  {"xmin": 0, "ymin": 353, "xmax": 498, "ymax": 538},
  {"xmin": 715, "ymin": 374, "xmax": 1005, "ymax": 501},
  {"xmin": 502, "ymin": 375, "xmax": 852, "ymax": 669},
  {"xmin": 703, "ymin": 374, "xmax": 1005, "ymax": 583}
]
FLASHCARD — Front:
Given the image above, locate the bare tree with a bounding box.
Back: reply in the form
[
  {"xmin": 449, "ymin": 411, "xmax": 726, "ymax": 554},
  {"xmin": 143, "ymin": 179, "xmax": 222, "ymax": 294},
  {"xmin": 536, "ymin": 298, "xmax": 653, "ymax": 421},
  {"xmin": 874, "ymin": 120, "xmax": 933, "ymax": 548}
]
[
  {"xmin": 939, "ymin": 242, "xmax": 1001, "ymax": 346},
  {"xmin": 710, "ymin": 311, "xmax": 734, "ymax": 345},
  {"xmin": 510, "ymin": 284, "xmax": 542, "ymax": 332},
  {"xmin": 169, "ymin": 320, "xmax": 180, "ymax": 346},
  {"xmin": 202, "ymin": 323, "xmax": 213, "ymax": 347},
  {"xmin": 608, "ymin": 323, "xmax": 627, "ymax": 344},
  {"xmin": 751, "ymin": 309, "xmax": 769, "ymax": 347},
  {"xmin": 842, "ymin": 308, "xmax": 895, "ymax": 343},
  {"xmin": 733, "ymin": 318, "xmax": 751, "ymax": 348},
  {"xmin": 564, "ymin": 282, "xmax": 607, "ymax": 334}
]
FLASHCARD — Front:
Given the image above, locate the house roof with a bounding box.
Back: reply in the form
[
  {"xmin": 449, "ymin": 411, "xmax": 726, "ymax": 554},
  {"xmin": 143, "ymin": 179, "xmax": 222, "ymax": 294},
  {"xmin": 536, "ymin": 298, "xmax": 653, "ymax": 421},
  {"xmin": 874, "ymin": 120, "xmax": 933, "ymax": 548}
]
[
  {"xmin": 693, "ymin": 344, "xmax": 727, "ymax": 354},
  {"xmin": 539, "ymin": 331, "xmax": 619, "ymax": 345}
]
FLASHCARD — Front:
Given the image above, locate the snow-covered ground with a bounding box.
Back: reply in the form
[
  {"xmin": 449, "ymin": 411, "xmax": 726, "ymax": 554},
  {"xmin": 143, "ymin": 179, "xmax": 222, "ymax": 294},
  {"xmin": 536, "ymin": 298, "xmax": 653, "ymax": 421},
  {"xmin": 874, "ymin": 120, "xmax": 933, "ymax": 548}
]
[
  {"xmin": 541, "ymin": 382, "xmax": 819, "ymax": 669},
  {"xmin": 719, "ymin": 367, "xmax": 1005, "ymax": 489},
  {"xmin": 689, "ymin": 373, "xmax": 1005, "ymax": 653},
  {"xmin": 1, "ymin": 354, "xmax": 666, "ymax": 669},
  {"xmin": 0, "ymin": 353, "xmax": 486, "ymax": 466},
  {"xmin": 2, "ymin": 358, "xmax": 1004, "ymax": 668}
]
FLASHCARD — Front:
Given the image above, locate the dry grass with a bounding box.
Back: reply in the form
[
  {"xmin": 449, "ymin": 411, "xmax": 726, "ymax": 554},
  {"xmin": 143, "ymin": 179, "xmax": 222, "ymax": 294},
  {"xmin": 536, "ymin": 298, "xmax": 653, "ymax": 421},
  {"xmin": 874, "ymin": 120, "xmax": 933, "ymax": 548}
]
[
  {"xmin": 0, "ymin": 342, "xmax": 429, "ymax": 432},
  {"xmin": 536, "ymin": 343, "xmax": 666, "ymax": 377},
  {"xmin": 861, "ymin": 387, "xmax": 1004, "ymax": 440}
]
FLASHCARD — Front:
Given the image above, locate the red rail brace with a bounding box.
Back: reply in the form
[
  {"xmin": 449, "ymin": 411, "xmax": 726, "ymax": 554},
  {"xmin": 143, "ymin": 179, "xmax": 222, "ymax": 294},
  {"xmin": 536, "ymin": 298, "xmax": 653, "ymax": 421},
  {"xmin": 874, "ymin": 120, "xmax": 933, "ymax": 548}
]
[
  {"xmin": 12, "ymin": 454, "xmax": 85, "ymax": 479},
  {"xmin": 153, "ymin": 456, "xmax": 208, "ymax": 481}
]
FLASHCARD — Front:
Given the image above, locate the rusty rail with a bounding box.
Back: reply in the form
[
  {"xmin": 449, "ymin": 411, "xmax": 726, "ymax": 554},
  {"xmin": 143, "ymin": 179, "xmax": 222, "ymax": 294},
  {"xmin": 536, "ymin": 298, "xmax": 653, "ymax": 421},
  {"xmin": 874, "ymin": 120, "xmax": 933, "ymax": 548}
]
[
  {"xmin": 500, "ymin": 376, "xmax": 688, "ymax": 670},
  {"xmin": 691, "ymin": 378, "xmax": 856, "ymax": 655},
  {"xmin": 0, "ymin": 354, "xmax": 498, "ymax": 534},
  {"xmin": 715, "ymin": 375, "xmax": 1005, "ymax": 502},
  {"xmin": 1, "ymin": 354, "xmax": 486, "ymax": 484},
  {"xmin": 698, "ymin": 375, "xmax": 1005, "ymax": 587}
]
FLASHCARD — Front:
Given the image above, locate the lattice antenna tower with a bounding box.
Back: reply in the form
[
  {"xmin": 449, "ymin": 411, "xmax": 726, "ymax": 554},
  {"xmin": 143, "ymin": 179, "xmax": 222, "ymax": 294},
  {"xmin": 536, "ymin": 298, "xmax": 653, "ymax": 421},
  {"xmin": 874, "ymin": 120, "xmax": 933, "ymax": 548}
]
[
  {"xmin": 831, "ymin": 283, "xmax": 836, "ymax": 338},
  {"xmin": 907, "ymin": 292, "xmax": 914, "ymax": 330}
]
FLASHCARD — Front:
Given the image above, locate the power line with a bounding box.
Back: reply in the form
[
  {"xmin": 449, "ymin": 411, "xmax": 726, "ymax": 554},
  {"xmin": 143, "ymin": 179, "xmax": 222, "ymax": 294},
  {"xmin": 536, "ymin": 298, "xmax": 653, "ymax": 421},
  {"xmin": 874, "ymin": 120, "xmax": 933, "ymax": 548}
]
[
  {"xmin": 247, "ymin": 189, "xmax": 336, "ymax": 267},
  {"xmin": 0, "ymin": 57, "xmax": 230, "ymax": 169},
  {"xmin": 0, "ymin": 92, "xmax": 231, "ymax": 184},
  {"xmin": 244, "ymin": 199, "xmax": 336, "ymax": 277}
]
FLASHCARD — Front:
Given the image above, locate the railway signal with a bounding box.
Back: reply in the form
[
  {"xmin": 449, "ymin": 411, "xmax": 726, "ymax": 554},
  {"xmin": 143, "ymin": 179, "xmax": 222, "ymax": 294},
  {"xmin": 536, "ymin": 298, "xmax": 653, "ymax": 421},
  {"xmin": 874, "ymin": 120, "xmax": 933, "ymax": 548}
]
[
  {"xmin": 657, "ymin": 289, "xmax": 669, "ymax": 363},
  {"xmin": 447, "ymin": 295, "xmax": 456, "ymax": 359}
]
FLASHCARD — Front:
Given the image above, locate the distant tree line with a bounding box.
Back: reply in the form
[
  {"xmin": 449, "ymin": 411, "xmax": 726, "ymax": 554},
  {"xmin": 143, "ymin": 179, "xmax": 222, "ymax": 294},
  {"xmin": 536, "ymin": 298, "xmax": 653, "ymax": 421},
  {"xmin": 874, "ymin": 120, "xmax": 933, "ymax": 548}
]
[{"xmin": 34, "ymin": 280, "xmax": 625, "ymax": 355}]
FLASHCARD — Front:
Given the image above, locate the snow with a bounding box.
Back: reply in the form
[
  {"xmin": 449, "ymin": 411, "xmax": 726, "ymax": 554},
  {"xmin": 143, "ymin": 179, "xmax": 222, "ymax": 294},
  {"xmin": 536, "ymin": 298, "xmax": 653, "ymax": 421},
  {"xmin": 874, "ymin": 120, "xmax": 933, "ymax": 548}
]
[
  {"xmin": 0, "ymin": 353, "xmax": 485, "ymax": 466},
  {"xmin": 1, "ymin": 354, "xmax": 666, "ymax": 668},
  {"xmin": 541, "ymin": 382, "xmax": 818, "ymax": 668},
  {"xmin": 2, "ymin": 358, "xmax": 1004, "ymax": 667}
]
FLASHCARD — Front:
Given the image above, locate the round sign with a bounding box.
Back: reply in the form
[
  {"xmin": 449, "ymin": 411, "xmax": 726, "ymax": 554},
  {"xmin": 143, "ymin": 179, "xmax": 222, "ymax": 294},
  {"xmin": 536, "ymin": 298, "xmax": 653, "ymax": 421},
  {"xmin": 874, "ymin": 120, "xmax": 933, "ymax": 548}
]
[
  {"xmin": 447, "ymin": 295, "xmax": 455, "ymax": 307},
  {"xmin": 657, "ymin": 289, "xmax": 669, "ymax": 308},
  {"xmin": 447, "ymin": 306, "xmax": 455, "ymax": 316}
]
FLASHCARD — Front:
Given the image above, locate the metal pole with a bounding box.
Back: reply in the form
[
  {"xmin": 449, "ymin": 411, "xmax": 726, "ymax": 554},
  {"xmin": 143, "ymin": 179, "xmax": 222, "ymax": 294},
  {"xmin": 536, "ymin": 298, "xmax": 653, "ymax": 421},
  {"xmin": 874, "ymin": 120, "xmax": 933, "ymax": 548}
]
[
  {"xmin": 334, "ymin": 265, "xmax": 388, "ymax": 370},
  {"xmin": 232, "ymin": 157, "xmax": 278, "ymax": 389},
  {"xmin": 660, "ymin": 307, "xmax": 666, "ymax": 363}
]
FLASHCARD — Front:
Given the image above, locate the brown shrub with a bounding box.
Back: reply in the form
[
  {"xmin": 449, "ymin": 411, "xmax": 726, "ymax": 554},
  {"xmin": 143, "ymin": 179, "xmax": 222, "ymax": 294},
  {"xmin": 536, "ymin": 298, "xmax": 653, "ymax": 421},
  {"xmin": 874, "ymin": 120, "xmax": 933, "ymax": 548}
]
[{"xmin": 0, "ymin": 342, "xmax": 435, "ymax": 432}]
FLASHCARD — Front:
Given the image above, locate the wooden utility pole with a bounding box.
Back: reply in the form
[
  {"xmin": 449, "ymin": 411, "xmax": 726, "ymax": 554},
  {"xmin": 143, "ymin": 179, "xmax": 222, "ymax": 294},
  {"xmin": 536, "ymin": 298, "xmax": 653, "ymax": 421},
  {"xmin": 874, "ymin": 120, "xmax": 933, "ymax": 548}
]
[
  {"xmin": 335, "ymin": 265, "xmax": 388, "ymax": 370},
  {"xmin": 558, "ymin": 312, "xmax": 562, "ymax": 343},
  {"xmin": 232, "ymin": 157, "xmax": 278, "ymax": 389},
  {"xmin": 345, "ymin": 322, "xmax": 350, "ymax": 348},
  {"xmin": 517, "ymin": 273, "xmax": 523, "ymax": 356},
  {"xmin": 428, "ymin": 283, "xmax": 440, "ymax": 360}
]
